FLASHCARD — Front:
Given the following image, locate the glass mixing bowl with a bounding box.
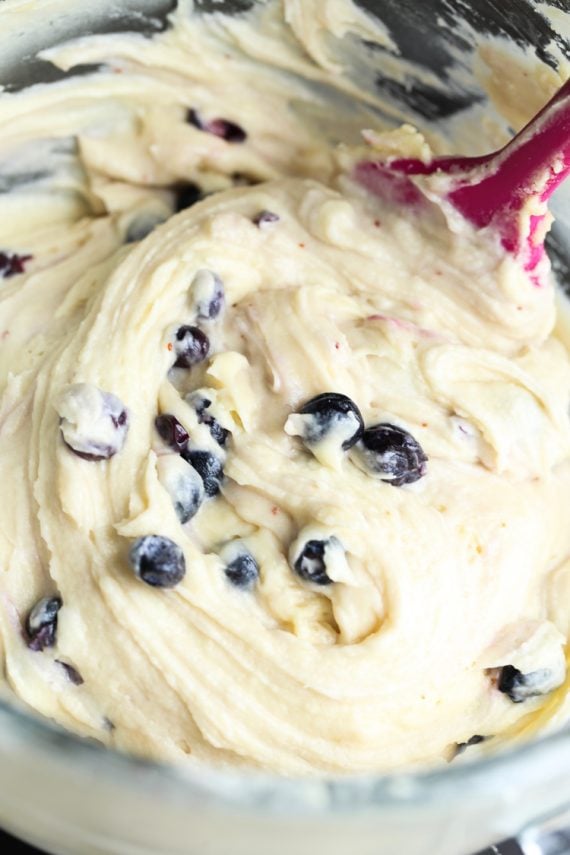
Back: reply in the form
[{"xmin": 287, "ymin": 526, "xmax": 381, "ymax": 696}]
[{"xmin": 0, "ymin": 2, "xmax": 569, "ymax": 854}]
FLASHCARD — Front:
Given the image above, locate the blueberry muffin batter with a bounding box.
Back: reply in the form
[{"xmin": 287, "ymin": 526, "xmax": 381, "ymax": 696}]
[{"xmin": 0, "ymin": 0, "xmax": 570, "ymax": 774}]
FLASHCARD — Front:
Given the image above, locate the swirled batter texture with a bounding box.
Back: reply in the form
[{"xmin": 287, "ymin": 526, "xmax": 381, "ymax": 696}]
[{"xmin": 0, "ymin": 0, "xmax": 570, "ymax": 774}]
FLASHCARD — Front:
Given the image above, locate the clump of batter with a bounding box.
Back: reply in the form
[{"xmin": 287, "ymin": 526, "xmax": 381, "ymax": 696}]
[{"xmin": 0, "ymin": 0, "xmax": 569, "ymax": 775}]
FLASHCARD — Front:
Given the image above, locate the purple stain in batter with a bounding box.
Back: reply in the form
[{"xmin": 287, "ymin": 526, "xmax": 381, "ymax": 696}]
[
  {"xmin": 173, "ymin": 325, "xmax": 210, "ymax": 368},
  {"xmin": 26, "ymin": 596, "xmax": 63, "ymax": 652},
  {"xmin": 183, "ymin": 449, "xmax": 224, "ymax": 497},
  {"xmin": 187, "ymin": 108, "xmax": 247, "ymax": 143},
  {"xmin": 56, "ymin": 660, "xmax": 84, "ymax": 686},
  {"xmin": 155, "ymin": 414, "xmax": 189, "ymax": 453},
  {"xmin": 0, "ymin": 251, "xmax": 33, "ymax": 278}
]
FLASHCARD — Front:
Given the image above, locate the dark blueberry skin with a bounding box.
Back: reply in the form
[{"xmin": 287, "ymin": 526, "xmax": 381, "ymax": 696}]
[
  {"xmin": 252, "ymin": 210, "xmax": 279, "ymax": 227},
  {"xmin": 298, "ymin": 393, "xmax": 364, "ymax": 450},
  {"xmin": 129, "ymin": 535, "xmax": 186, "ymax": 588},
  {"xmin": 192, "ymin": 271, "xmax": 225, "ymax": 322},
  {"xmin": 454, "ymin": 734, "xmax": 486, "ymax": 757},
  {"xmin": 173, "ymin": 325, "xmax": 210, "ymax": 368},
  {"xmin": 224, "ymin": 551, "xmax": 259, "ymax": 590},
  {"xmin": 187, "ymin": 108, "xmax": 247, "ymax": 143},
  {"xmin": 184, "ymin": 450, "xmax": 224, "ymax": 497},
  {"xmin": 56, "ymin": 660, "xmax": 84, "ymax": 686},
  {"xmin": 173, "ymin": 182, "xmax": 203, "ymax": 212},
  {"xmin": 189, "ymin": 395, "xmax": 231, "ymax": 448},
  {"xmin": 0, "ymin": 250, "xmax": 33, "ymax": 278},
  {"xmin": 208, "ymin": 420, "xmax": 230, "ymax": 447},
  {"xmin": 354, "ymin": 423, "xmax": 427, "ymax": 486},
  {"xmin": 293, "ymin": 540, "xmax": 332, "ymax": 586},
  {"xmin": 497, "ymin": 665, "xmax": 556, "ymax": 703},
  {"xmin": 26, "ymin": 595, "xmax": 63, "ymax": 652},
  {"xmin": 155, "ymin": 414, "xmax": 189, "ymax": 453}
]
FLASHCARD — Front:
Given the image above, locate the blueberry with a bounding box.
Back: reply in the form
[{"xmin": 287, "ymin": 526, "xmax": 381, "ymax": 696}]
[
  {"xmin": 190, "ymin": 270, "xmax": 225, "ymax": 321},
  {"xmin": 173, "ymin": 325, "xmax": 210, "ymax": 368},
  {"xmin": 187, "ymin": 393, "xmax": 231, "ymax": 448},
  {"xmin": 26, "ymin": 596, "xmax": 62, "ymax": 652},
  {"xmin": 129, "ymin": 535, "xmax": 186, "ymax": 588},
  {"xmin": 173, "ymin": 182, "xmax": 203, "ymax": 212},
  {"xmin": 220, "ymin": 541, "xmax": 259, "ymax": 590},
  {"xmin": 253, "ymin": 210, "xmax": 279, "ymax": 227},
  {"xmin": 155, "ymin": 414, "xmax": 189, "ymax": 453},
  {"xmin": 187, "ymin": 108, "xmax": 247, "ymax": 143},
  {"xmin": 292, "ymin": 539, "xmax": 331, "ymax": 585},
  {"xmin": 183, "ymin": 450, "xmax": 224, "ymax": 497},
  {"xmin": 285, "ymin": 393, "xmax": 364, "ymax": 460},
  {"xmin": 0, "ymin": 250, "xmax": 32, "ymax": 278},
  {"xmin": 352, "ymin": 423, "xmax": 427, "ymax": 486},
  {"xmin": 157, "ymin": 455, "xmax": 205, "ymax": 523},
  {"xmin": 56, "ymin": 660, "xmax": 84, "ymax": 686},
  {"xmin": 454, "ymin": 735, "xmax": 486, "ymax": 756},
  {"xmin": 497, "ymin": 665, "xmax": 560, "ymax": 704},
  {"xmin": 289, "ymin": 530, "xmax": 350, "ymax": 586},
  {"xmin": 57, "ymin": 384, "xmax": 129, "ymax": 461}
]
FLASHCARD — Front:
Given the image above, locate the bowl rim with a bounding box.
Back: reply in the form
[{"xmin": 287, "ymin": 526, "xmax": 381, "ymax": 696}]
[{"xmin": 2, "ymin": 694, "xmax": 570, "ymax": 815}]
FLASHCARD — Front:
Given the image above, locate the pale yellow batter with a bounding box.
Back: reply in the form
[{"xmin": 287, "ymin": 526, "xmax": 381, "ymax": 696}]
[{"xmin": 0, "ymin": 0, "xmax": 570, "ymax": 775}]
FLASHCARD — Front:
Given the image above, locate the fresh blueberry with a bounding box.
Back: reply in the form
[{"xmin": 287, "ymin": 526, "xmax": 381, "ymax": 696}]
[
  {"xmin": 57, "ymin": 384, "xmax": 129, "ymax": 461},
  {"xmin": 0, "ymin": 250, "xmax": 33, "ymax": 278},
  {"xmin": 187, "ymin": 108, "xmax": 247, "ymax": 143},
  {"xmin": 26, "ymin": 595, "xmax": 63, "ymax": 652},
  {"xmin": 454, "ymin": 735, "xmax": 487, "ymax": 756},
  {"xmin": 190, "ymin": 270, "xmax": 225, "ymax": 322},
  {"xmin": 497, "ymin": 665, "xmax": 560, "ymax": 703},
  {"xmin": 352, "ymin": 423, "xmax": 427, "ymax": 486},
  {"xmin": 173, "ymin": 182, "xmax": 203, "ymax": 212},
  {"xmin": 289, "ymin": 530, "xmax": 349, "ymax": 586},
  {"xmin": 286, "ymin": 392, "xmax": 364, "ymax": 458},
  {"xmin": 183, "ymin": 450, "xmax": 224, "ymax": 497},
  {"xmin": 157, "ymin": 455, "xmax": 205, "ymax": 523},
  {"xmin": 129, "ymin": 535, "xmax": 186, "ymax": 588},
  {"xmin": 292, "ymin": 540, "xmax": 331, "ymax": 586},
  {"xmin": 187, "ymin": 393, "xmax": 231, "ymax": 448},
  {"xmin": 207, "ymin": 419, "xmax": 230, "ymax": 447},
  {"xmin": 252, "ymin": 210, "xmax": 279, "ymax": 227},
  {"xmin": 56, "ymin": 660, "xmax": 84, "ymax": 686},
  {"xmin": 173, "ymin": 325, "xmax": 210, "ymax": 368},
  {"xmin": 155, "ymin": 414, "xmax": 189, "ymax": 453},
  {"xmin": 220, "ymin": 541, "xmax": 259, "ymax": 590}
]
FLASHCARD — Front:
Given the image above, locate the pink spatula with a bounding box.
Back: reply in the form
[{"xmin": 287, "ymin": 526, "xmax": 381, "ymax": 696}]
[{"xmin": 355, "ymin": 78, "xmax": 570, "ymax": 286}]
